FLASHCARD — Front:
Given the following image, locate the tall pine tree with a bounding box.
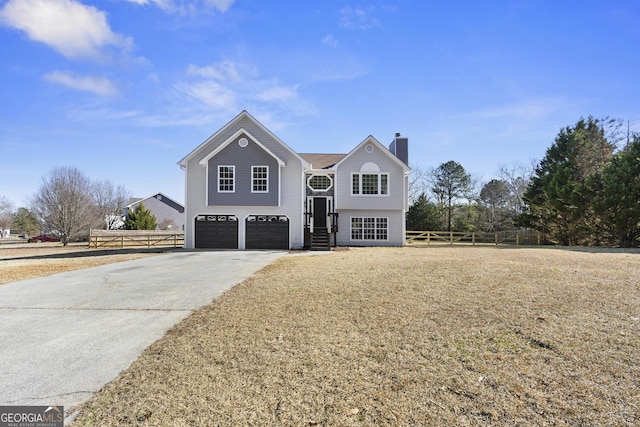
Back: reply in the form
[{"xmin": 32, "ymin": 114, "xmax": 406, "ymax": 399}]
[
  {"xmin": 431, "ymin": 161, "xmax": 471, "ymax": 232},
  {"xmin": 520, "ymin": 117, "xmax": 615, "ymax": 245},
  {"xmin": 589, "ymin": 135, "xmax": 640, "ymax": 247}
]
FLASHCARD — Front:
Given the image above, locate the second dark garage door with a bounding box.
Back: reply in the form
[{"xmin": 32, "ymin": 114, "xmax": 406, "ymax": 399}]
[
  {"xmin": 195, "ymin": 215, "xmax": 238, "ymax": 249},
  {"xmin": 245, "ymin": 215, "xmax": 289, "ymax": 249}
]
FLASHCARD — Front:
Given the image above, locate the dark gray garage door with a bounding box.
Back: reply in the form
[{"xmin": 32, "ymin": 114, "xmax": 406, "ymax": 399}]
[
  {"xmin": 195, "ymin": 215, "xmax": 238, "ymax": 249},
  {"xmin": 245, "ymin": 215, "xmax": 289, "ymax": 249}
]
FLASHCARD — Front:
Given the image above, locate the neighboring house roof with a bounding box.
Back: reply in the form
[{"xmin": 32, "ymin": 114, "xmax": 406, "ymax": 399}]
[
  {"xmin": 126, "ymin": 197, "xmax": 143, "ymax": 205},
  {"xmin": 126, "ymin": 193, "xmax": 184, "ymax": 213},
  {"xmin": 299, "ymin": 153, "xmax": 347, "ymax": 170},
  {"xmin": 177, "ymin": 110, "xmax": 310, "ymax": 169}
]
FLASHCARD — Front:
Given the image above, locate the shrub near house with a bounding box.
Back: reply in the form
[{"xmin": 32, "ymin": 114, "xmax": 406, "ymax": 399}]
[{"xmin": 124, "ymin": 203, "xmax": 157, "ymax": 230}]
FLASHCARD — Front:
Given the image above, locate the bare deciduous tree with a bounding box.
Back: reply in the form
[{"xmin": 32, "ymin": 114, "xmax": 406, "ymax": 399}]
[
  {"xmin": 92, "ymin": 179, "xmax": 130, "ymax": 230},
  {"xmin": 408, "ymin": 163, "xmax": 429, "ymax": 205},
  {"xmin": 0, "ymin": 196, "xmax": 15, "ymax": 237},
  {"xmin": 497, "ymin": 161, "xmax": 534, "ymax": 217},
  {"xmin": 30, "ymin": 166, "xmax": 100, "ymax": 245},
  {"xmin": 479, "ymin": 179, "xmax": 511, "ymax": 231},
  {"xmin": 158, "ymin": 218, "xmax": 176, "ymax": 230}
]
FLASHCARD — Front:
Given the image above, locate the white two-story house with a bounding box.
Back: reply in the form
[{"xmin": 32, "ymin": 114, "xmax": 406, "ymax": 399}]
[{"xmin": 178, "ymin": 110, "xmax": 410, "ymax": 250}]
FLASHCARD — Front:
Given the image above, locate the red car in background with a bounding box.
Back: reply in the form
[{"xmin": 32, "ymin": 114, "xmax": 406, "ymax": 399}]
[{"xmin": 28, "ymin": 234, "xmax": 60, "ymax": 243}]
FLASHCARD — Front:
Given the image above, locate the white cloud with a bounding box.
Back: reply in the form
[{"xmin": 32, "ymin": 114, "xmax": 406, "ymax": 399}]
[
  {"xmin": 0, "ymin": 0, "xmax": 132, "ymax": 60},
  {"xmin": 172, "ymin": 60, "xmax": 316, "ymax": 120},
  {"xmin": 123, "ymin": 0, "xmax": 235, "ymax": 14},
  {"xmin": 339, "ymin": 5, "xmax": 381, "ymax": 30},
  {"xmin": 204, "ymin": 0, "xmax": 235, "ymax": 12},
  {"xmin": 461, "ymin": 97, "xmax": 578, "ymax": 121},
  {"xmin": 255, "ymin": 84, "xmax": 298, "ymax": 102},
  {"xmin": 175, "ymin": 79, "xmax": 237, "ymax": 110},
  {"xmin": 321, "ymin": 34, "xmax": 338, "ymax": 47},
  {"xmin": 311, "ymin": 62, "xmax": 370, "ymax": 82},
  {"xmin": 43, "ymin": 71, "xmax": 118, "ymax": 96},
  {"xmin": 186, "ymin": 61, "xmax": 243, "ymax": 82}
]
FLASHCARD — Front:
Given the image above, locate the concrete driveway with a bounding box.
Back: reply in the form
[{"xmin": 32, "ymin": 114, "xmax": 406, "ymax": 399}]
[{"xmin": 0, "ymin": 250, "xmax": 285, "ymax": 417}]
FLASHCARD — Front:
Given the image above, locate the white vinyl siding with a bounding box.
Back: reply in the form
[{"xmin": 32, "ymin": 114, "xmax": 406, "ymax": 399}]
[
  {"xmin": 351, "ymin": 173, "xmax": 388, "ymax": 195},
  {"xmin": 350, "ymin": 217, "xmax": 388, "ymax": 241},
  {"xmin": 252, "ymin": 166, "xmax": 269, "ymax": 193},
  {"xmin": 218, "ymin": 165, "xmax": 235, "ymax": 192},
  {"xmin": 182, "ymin": 114, "xmax": 306, "ymax": 249}
]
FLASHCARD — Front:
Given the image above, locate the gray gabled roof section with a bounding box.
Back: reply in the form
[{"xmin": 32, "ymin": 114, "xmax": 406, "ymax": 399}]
[
  {"xmin": 177, "ymin": 110, "xmax": 310, "ymax": 169},
  {"xmin": 126, "ymin": 193, "xmax": 184, "ymax": 213},
  {"xmin": 333, "ymin": 135, "xmax": 411, "ymax": 173},
  {"xmin": 198, "ymin": 128, "xmax": 286, "ymax": 167}
]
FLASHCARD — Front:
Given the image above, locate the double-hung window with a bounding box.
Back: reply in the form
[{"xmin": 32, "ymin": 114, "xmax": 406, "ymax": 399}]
[
  {"xmin": 350, "ymin": 217, "xmax": 388, "ymax": 240},
  {"xmin": 218, "ymin": 165, "xmax": 235, "ymax": 192},
  {"xmin": 252, "ymin": 166, "xmax": 268, "ymax": 193},
  {"xmin": 352, "ymin": 173, "xmax": 388, "ymax": 195}
]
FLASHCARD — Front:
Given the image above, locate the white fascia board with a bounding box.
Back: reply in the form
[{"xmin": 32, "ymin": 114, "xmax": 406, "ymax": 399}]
[{"xmin": 306, "ymin": 169, "xmax": 336, "ymax": 174}]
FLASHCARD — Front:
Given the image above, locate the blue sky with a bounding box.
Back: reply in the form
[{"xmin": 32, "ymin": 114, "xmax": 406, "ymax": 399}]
[{"xmin": 1, "ymin": 0, "xmax": 639, "ymax": 207}]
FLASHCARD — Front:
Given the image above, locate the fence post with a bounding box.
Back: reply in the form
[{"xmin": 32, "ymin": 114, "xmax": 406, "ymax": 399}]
[
  {"xmin": 450, "ymin": 231, "xmax": 453, "ymax": 245},
  {"xmin": 472, "ymin": 232, "xmax": 476, "ymax": 245}
]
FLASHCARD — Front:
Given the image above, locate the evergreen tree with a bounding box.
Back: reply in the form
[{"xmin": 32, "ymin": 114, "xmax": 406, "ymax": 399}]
[
  {"xmin": 407, "ymin": 193, "xmax": 442, "ymax": 230},
  {"xmin": 520, "ymin": 117, "xmax": 615, "ymax": 245},
  {"xmin": 589, "ymin": 135, "xmax": 640, "ymax": 247},
  {"xmin": 124, "ymin": 203, "xmax": 157, "ymax": 230},
  {"xmin": 431, "ymin": 161, "xmax": 471, "ymax": 232},
  {"xmin": 12, "ymin": 207, "xmax": 39, "ymax": 237},
  {"xmin": 453, "ymin": 203, "xmax": 480, "ymax": 232}
]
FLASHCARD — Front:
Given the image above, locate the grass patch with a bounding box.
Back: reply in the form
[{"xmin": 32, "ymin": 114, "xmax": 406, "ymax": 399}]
[
  {"xmin": 67, "ymin": 246, "xmax": 640, "ymax": 425},
  {"xmin": 0, "ymin": 243, "xmax": 166, "ymax": 285}
]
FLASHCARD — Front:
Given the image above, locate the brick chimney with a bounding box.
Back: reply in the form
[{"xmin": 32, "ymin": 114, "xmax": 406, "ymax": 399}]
[{"xmin": 389, "ymin": 133, "xmax": 408, "ymax": 165}]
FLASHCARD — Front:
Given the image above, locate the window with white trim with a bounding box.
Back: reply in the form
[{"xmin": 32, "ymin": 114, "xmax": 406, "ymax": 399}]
[
  {"xmin": 218, "ymin": 166, "xmax": 235, "ymax": 192},
  {"xmin": 351, "ymin": 173, "xmax": 389, "ymax": 195},
  {"xmin": 307, "ymin": 174, "xmax": 333, "ymax": 191},
  {"xmin": 252, "ymin": 166, "xmax": 268, "ymax": 193},
  {"xmin": 350, "ymin": 217, "xmax": 388, "ymax": 240}
]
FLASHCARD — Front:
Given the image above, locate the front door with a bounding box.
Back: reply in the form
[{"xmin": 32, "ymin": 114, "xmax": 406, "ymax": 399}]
[{"xmin": 313, "ymin": 197, "xmax": 327, "ymax": 228}]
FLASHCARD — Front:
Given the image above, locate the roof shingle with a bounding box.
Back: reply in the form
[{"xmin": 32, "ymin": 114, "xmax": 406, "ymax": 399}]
[{"xmin": 299, "ymin": 153, "xmax": 346, "ymax": 169}]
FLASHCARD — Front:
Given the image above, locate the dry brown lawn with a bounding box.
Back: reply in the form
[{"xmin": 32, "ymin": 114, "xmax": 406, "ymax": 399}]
[
  {"xmin": 63, "ymin": 246, "xmax": 640, "ymax": 426},
  {"xmin": 0, "ymin": 242, "xmax": 165, "ymax": 285}
]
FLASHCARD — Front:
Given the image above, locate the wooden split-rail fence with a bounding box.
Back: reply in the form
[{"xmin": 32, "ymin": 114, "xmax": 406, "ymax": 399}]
[
  {"xmin": 88, "ymin": 229, "xmax": 543, "ymax": 249},
  {"xmin": 406, "ymin": 230, "xmax": 545, "ymax": 246},
  {"xmin": 88, "ymin": 230, "xmax": 185, "ymax": 249}
]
